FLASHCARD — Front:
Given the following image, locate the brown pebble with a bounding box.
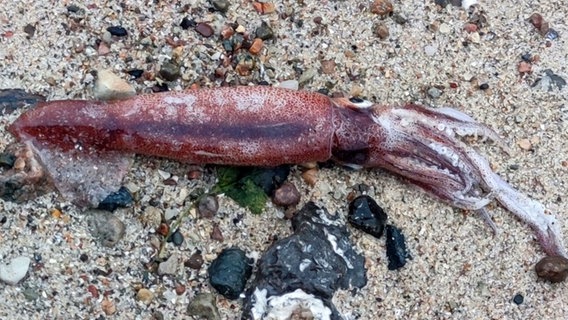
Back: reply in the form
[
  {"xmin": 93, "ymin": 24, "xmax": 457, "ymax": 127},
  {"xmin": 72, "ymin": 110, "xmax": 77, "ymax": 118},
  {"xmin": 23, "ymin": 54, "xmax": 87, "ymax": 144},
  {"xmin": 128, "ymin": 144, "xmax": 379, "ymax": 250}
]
[
  {"xmin": 195, "ymin": 22, "xmax": 214, "ymax": 37},
  {"xmin": 136, "ymin": 288, "xmax": 154, "ymax": 305},
  {"xmin": 370, "ymin": 0, "xmax": 393, "ymax": 16},
  {"xmin": 518, "ymin": 61, "xmax": 532, "ymax": 74},
  {"xmin": 198, "ymin": 195, "xmax": 219, "ymax": 218},
  {"xmin": 249, "ymin": 38, "xmax": 264, "ymax": 55},
  {"xmin": 87, "ymin": 284, "xmax": 99, "ymax": 298},
  {"xmin": 185, "ymin": 251, "xmax": 204, "ymax": 269},
  {"xmin": 528, "ymin": 13, "xmax": 544, "ymax": 30},
  {"xmin": 535, "ymin": 256, "xmax": 568, "ymax": 283},
  {"xmin": 211, "ymin": 224, "xmax": 224, "ymax": 242},
  {"xmin": 220, "ymin": 25, "xmax": 234, "ymax": 39},
  {"xmin": 272, "ymin": 182, "xmax": 301, "ymax": 207},
  {"xmin": 321, "ymin": 59, "xmax": 336, "ymax": 74},
  {"xmin": 302, "ymin": 168, "xmax": 318, "ymax": 186},
  {"xmin": 463, "ymin": 23, "xmax": 478, "ymax": 33},
  {"xmin": 374, "ymin": 23, "xmax": 389, "ymax": 40},
  {"xmin": 175, "ymin": 283, "xmax": 186, "ymax": 295},
  {"xmin": 157, "ymin": 223, "xmax": 169, "ymax": 236},
  {"xmin": 101, "ymin": 297, "xmax": 116, "ymax": 315},
  {"xmin": 253, "ymin": 2, "xmax": 275, "ymax": 14}
]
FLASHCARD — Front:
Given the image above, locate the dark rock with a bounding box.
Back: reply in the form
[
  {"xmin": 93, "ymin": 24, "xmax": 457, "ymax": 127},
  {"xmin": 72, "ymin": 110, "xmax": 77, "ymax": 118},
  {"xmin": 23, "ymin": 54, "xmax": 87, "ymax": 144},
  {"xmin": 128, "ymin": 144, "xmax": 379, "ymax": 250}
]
[
  {"xmin": 159, "ymin": 61, "xmax": 180, "ymax": 81},
  {"xmin": 385, "ymin": 224, "xmax": 410, "ymax": 270},
  {"xmin": 66, "ymin": 5, "xmax": 83, "ymax": 13},
  {"xmin": 479, "ymin": 83, "xmax": 489, "ymax": 90},
  {"xmin": 0, "ymin": 89, "xmax": 45, "ymax": 115},
  {"xmin": 210, "ymin": 0, "xmax": 230, "ymax": 12},
  {"xmin": 198, "ymin": 195, "xmax": 219, "ymax": 218},
  {"xmin": 23, "ymin": 24, "xmax": 36, "ymax": 38},
  {"xmin": 249, "ymin": 165, "xmax": 290, "ymax": 195},
  {"xmin": 107, "ymin": 26, "xmax": 128, "ymax": 37},
  {"xmin": 513, "ymin": 293, "xmax": 524, "ymax": 305},
  {"xmin": 195, "ymin": 22, "xmax": 214, "ymax": 37},
  {"xmin": 187, "ymin": 292, "xmax": 221, "ymax": 320},
  {"xmin": 272, "ymin": 182, "xmax": 301, "ymax": 207},
  {"xmin": 532, "ymin": 69, "xmax": 567, "ymax": 91},
  {"xmin": 255, "ymin": 21, "xmax": 274, "ymax": 40},
  {"xmin": 208, "ymin": 248, "xmax": 253, "ymax": 299},
  {"xmin": 97, "ymin": 186, "xmax": 133, "ymax": 211},
  {"xmin": 180, "ymin": 17, "xmax": 196, "ymax": 30},
  {"xmin": 348, "ymin": 195, "xmax": 388, "ymax": 238},
  {"xmin": 0, "ymin": 153, "xmax": 16, "ymax": 168},
  {"xmin": 242, "ymin": 202, "xmax": 367, "ymax": 319},
  {"xmin": 168, "ymin": 229, "xmax": 184, "ymax": 246},
  {"xmin": 127, "ymin": 69, "xmax": 144, "ymax": 79},
  {"xmin": 86, "ymin": 210, "xmax": 126, "ymax": 247},
  {"xmin": 185, "ymin": 251, "xmax": 204, "ymax": 270},
  {"xmin": 535, "ymin": 255, "xmax": 568, "ymax": 283}
]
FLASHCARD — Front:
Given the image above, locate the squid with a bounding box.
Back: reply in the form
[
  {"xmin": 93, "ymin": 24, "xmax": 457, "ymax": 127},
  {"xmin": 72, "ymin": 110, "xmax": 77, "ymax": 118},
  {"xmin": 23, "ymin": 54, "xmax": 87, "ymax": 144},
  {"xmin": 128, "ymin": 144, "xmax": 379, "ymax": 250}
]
[{"xmin": 2, "ymin": 86, "xmax": 566, "ymax": 257}]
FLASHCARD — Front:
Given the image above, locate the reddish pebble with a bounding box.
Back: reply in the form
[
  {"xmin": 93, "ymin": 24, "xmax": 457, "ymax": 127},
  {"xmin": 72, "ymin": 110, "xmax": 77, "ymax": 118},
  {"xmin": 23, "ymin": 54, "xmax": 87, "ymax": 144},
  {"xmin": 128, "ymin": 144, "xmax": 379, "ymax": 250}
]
[
  {"xmin": 157, "ymin": 223, "xmax": 169, "ymax": 236},
  {"xmin": 528, "ymin": 13, "xmax": 544, "ymax": 30},
  {"xmin": 175, "ymin": 283, "xmax": 186, "ymax": 295},
  {"xmin": 272, "ymin": 182, "xmax": 301, "ymax": 207},
  {"xmin": 463, "ymin": 23, "xmax": 478, "ymax": 33},
  {"xmin": 195, "ymin": 22, "xmax": 214, "ymax": 37},
  {"xmin": 211, "ymin": 224, "xmax": 224, "ymax": 242},
  {"xmin": 185, "ymin": 251, "xmax": 204, "ymax": 269},
  {"xmin": 321, "ymin": 59, "xmax": 336, "ymax": 74},
  {"xmin": 253, "ymin": 2, "xmax": 276, "ymax": 14},
  {"xmin": 87, "ymin": 284, "xmax": 99, "ymax": 298},
  {"xmin": 249, "ymin": 38, "xmax": 264, "ymax": 55},
  {"xmin": 535, "ymin": 256, "xmax": 568, "ymax": 283},
  {"xmin": 370, "ymin": 0, "xmax": 393, "ymax": 16},
  {"xmin": 449, "ymin": 82, "xmax": 458, "ymax": 89},
  {"xmin": 518, "ymin": 61, "xmax": 532, "ymax": 74},
  {"xmin": 220, "ymin": 25, "xmax": 234, "ymax": 40}
]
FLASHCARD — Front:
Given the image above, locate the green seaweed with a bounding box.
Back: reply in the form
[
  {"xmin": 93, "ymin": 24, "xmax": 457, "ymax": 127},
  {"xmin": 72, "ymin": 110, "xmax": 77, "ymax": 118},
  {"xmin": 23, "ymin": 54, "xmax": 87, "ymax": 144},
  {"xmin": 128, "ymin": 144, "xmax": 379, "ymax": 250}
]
[{"xmin": 212, "ymin": 167, "xmax": 268, "ymax": 214}]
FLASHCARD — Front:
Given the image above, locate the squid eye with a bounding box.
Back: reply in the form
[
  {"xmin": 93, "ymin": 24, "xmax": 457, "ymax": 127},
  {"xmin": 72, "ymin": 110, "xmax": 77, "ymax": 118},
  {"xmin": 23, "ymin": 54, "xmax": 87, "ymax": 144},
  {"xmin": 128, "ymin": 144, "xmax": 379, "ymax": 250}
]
[{"xmin": 349, "ymin": 97, "xmax": 374, "ymax": 109}]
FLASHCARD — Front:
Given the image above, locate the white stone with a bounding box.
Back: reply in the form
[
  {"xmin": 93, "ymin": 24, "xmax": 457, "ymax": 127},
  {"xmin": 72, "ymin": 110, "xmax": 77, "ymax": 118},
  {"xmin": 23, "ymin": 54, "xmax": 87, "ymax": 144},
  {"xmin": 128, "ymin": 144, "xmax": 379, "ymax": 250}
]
[
  {"xmin": 94, "ymin": 69, "xmax": 136, "ymax": 100},
  {"xmin": 0, "ymin": 256, "xmax": 31, "ymax": 285}
]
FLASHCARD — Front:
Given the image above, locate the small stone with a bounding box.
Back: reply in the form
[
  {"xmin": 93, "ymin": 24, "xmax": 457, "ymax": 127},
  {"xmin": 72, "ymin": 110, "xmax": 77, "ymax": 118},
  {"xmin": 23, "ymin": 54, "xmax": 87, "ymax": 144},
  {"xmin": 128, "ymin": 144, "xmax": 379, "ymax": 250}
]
[
  {"xmin": 141, "ymin": 206, "xmax": 162, "ymax": 229},
  {"xmin": 211, "ymin": 224, "xmax": 224, "ymax": 242},
  {"xmin": 169, "ymin": 229, "xmax": 184, "ymax": 246},
  {"xmin": 87, "ymin": 284, "xmax": 99, "ymax": 298},
  {"xmin": 187, "ymin": 293, "xmax": 221, "ymax": 320},
  {"xmin": 137, "ymin": 288, "xmax": 154, "ymax": 305},
  {"xmin": 157, "ymin": 223, "xmax": 169, "ymax": 236},
  {"xmin": 272, "ymin": 182, "xmax": 301, "ymax": 207},
  {"xmin": 392, "ymin": 13, "xmax": 407, "ymax": 25},
  {"xmin": 255, "ymin": 21, "xmax": 274, "ymax": 40},
  {"xmin": 424, "ymin": 45, "xmax": 437, "ymax": 56},
  {"xmin": 348, "ymin": 195, "xmax": 388, "ymax": 238},
  {"xmin": 97, "ymin": 41, "xmax": 110, "ymax": 55},
  {"xmin": 513, "ymin": 293, "xmax": 524, "ymax": 305},
  {"xmin": 180, "ymin": 17, "xmax": 195, "ymax": 30},
  {"xmin": 248, "ymin": 38, "xmax": 263, "ymax": 55},
  {"xmin": 87, "ymin": 210, "xmax": 126, "ymax": 247},
  {"xmin": 158, "ymin": 253, "xmax": 179, "ymax": 276},
  {"xmin": 518, "ymin": 139, "xmax": 532, "ymax": 150},
  {"xmin": 159, "ymin": 61, "xmax": 181, "ymax": 81},
  {"xmin": 94, "ymin": 69, "xmax": 136, "ymax": 100},
  {"xmin": 302, "ymin": 168, "xmax": 318, "ymax": 186},
  {"xmin": 479, "ymin": 83, "xmax": 489, "ymax": 90},
  {"xmin": 373, "ymin": 23, "xmax": 389, "ymax": 39},
  {"xmin": 528, "ymin": 13, "xmax": 545, "ymax": 32},
  {"xmin": 185, "ymin": 251, "xmax": 204, "ymax": 270},
  {"xmin": 23, "ymin": 24, "xmax": 36, "ymax": 38},
  {"xmin": 211, "ymin": 0, "xmax": 230, "ymax": 12},
  {"xmin": 0, "ymin": 256, "xmax": 31, "ymax": 285},
  {"xmin": 535, "ymin": 255, "xmax": 568, "ymax": 283},
  {"xmin": 98, "ymin": 186, "xmax": 133, "ymax": 211},
  {"xmin": 370, "ymin": 0, "xmax": 393, "ymax": 16},
  {"xmin": 106, "ymin": 26, "xmax": 128, "ymax": 37},
  {"xmin": 321, "ymin": 59, "xmax": 336, "ymax": 74},
  {"xmin": 198, "ymin": 195, "xmax": 219, "ymax": 218},
  {"xmin": 208, "ymin": 248, "xmax": 253, "ymax": 299},
  {"xmin": 385, "ymin": 224, "xmax": 410, "ymax": 270},
  {"xmin": 252, "ymin": 2, "xmax": 275, "ymax": 14},
  {"xmin": 464, "ymin": 23, "xmax": 478, "ymax": 32},
  {"xmin": 235, "ymin": 53, "xmax": 255, "ymax": 76},
  {"xmin": 101, "ymin": 297, "xmax": 116, "ymax": 315},
  {"xmin": 195, "ymin": 22, "xmax": 214, "ymax": 37},
  {"xmin": 439, "ymin": 23, "xmax": 451, "ymax": 34},
  {"xmin": 427, "ymin": 87, "xmax": 442, "ymax": 98},
  {"xmin": 518, "ymin": 61, "xmax": 532, "ymax": 74},
  {"xmin": 127, "ymin": 69, "xmax": 144, "ymax": 79}
]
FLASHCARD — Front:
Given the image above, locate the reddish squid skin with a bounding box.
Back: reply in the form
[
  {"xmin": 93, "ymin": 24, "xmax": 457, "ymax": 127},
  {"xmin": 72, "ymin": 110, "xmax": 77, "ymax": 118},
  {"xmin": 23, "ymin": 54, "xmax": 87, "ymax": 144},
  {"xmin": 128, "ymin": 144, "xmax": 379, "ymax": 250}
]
[{"xmin": 9, "ymin": 86, "xmax": 340, "ymax": 166}]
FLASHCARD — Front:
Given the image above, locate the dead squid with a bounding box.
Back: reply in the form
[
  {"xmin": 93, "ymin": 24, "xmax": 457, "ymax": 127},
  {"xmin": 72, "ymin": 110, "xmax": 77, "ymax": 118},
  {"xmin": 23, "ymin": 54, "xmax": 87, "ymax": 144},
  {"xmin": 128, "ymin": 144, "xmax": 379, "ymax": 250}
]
[{"xmin": 3, "ymin": 86, "xmax": 566, "ymax": 257}]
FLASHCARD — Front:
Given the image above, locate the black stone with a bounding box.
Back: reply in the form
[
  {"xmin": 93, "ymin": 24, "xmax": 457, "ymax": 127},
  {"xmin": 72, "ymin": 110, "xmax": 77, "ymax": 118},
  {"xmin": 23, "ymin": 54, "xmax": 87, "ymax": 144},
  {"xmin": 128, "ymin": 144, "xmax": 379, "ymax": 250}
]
[
  {"xmin": 180, "ymin": 17, "xmax": 196, "ymax": 30},
  {"xmin": 255, "ymin": 21, "xmax": 274, "ymax": 40},
  {"xmin": 513, "ymin": 293, "xmax": 524, "ymax": 305},
  {"xmin": 385, "ymin": 224, "xmax": 410, "ymax": 270},
  {"xmin": 208, "ymin": 247, "xmax": 253, "ymax": 300},
  {"xmin": 348, "ymin": 195, "xmax": 388, "ymax": 238},
  {"xmin": 0, "ymin": 153, "xmax": 16, "ymax": 168},
  {"xmin": 127, "ymin": 69, "xmax": 144, "ymax": 79},
  {"xmin": 97, "ymin": 187, "xmax": 134, "ymax": 211},
  {"xmin": 159, "ymin": 61, "xmax": 180, "ymax": 81},
  {"xmin": 107, "ymin": 26, "xmax": 128, "ymax": 37},
  {"xmin": 168, "ymin": 229, "xmax": 184, "ymax": 246},
  {"xmin": 242, "ymin": 202, "xmax": 367, "ymax": 319},
  {"xmin": 248, "ymin": 165, "xmax": 290, "ymax": 195},
  {"xmin": 479, "ymin": 83, "xmax": 489, "ymax": 90}
]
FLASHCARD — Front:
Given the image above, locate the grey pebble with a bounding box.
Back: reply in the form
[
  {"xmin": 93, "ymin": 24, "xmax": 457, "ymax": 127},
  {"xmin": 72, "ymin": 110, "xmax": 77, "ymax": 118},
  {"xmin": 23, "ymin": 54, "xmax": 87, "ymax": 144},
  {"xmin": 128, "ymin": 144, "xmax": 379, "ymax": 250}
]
[
  {"xmin": 159, "ymin": 61, "xmax": 181, "ymax": 81},
  {"xmin": 211, "ymin": 0, "xmax": 230, "ymax": 12},
  {"xmin": 187, "ymin": 292, "xmax": 221, "ymax": 320},
  {"xmin": 86, "ymin": 210, "xmax": 125, "ymax": 247},
  {"xmin": 158, "ymin": 253, "xmax": 179, "ymax": 275},
  {"xmin": 0, "ymin": 256, "xmax": 31, "ymax": 285},
  {"xmin": 427, "ymin": 87, "xmax": 442, "ymax": 98}
]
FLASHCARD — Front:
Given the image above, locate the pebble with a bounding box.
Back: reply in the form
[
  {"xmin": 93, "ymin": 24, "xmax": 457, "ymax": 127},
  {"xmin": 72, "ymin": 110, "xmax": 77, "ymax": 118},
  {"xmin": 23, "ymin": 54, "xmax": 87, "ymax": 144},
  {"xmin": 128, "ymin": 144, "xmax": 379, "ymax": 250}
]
[
  {"xmin": 97, "ymin": 186, "xmax": 134, "ymax": 211},
  {"xmin": 272, "ymin": 182, "xmax": 301, "ymax": 207},
  {"xmin": 385, "ymin": 224, "xmax": 410, "ymax": 270},
  {"xmin": 168, "ymin": 229, "xmax": 184, "ymax": 246},
  {"xmin": 0, "ymin": 256, "xmax": 31, "ymax": 285},
  {"xmin": 321, "ymin": 59, "xmax": 336, "ymax": 74},
  {"xmin": 535, "ymin": 255, "xmax": 568, "ymax": 283},
  {"xmin": 107, "ymin": 26, "xmax": 128, "ymax": 37},
  {"xmin": 127, "ymin": 69, "xmax": 144, "ymax": 79},
  {"xmin": 424, "ymin": 45, "xmax": 437, "ymax": 56},
  {"xmin": 479, "ymin": 83, "xmax": 489, "ymax": 90},
  {"xmin": 94, "ymin": 69, "xmax": 136, "ymax": 100},
  {"xmin": 370, "ymin": 0, "xmax": 394, "ymax": 16},
  {"xmin": 180, "ymin": 17, "xmax": 195, "ymax": 30},
  {"xmin": 348, "ymin": 195, "xmax": 388, "ymax": 238},
  {"xmin": 195, "ymin": 22, "xmax": 214, "ymax": 37},
  {"xmin": 208, "ymin": 247, "xmax": 253, "ymax": 299},
  {"xmin": 158, "ymin": 253, "xmax": 179, "ymax": 276},
  {"xmin": 185, "ymin": 251, "xmax": 204, "ymax": 270},
  {"xmin": 255, "ymin": 21, "xmax": 274, "ymax": 40},
  {"xmin": 136, "ymin": 288, "xmax": 154, "ymax": 305},
  {"xmin": 187, "ymin": 292, "xmax": 221, "ymax": 320},
  {"xmin": 198, "ymin": 195, "xmax": 219, "ymax": 218},
  {"xmin": 517, "ymin": 139, "xmax": 532, "ymax": 151},
  {"xmin": 159, "ymin": 61, "xmax": 181, "ymax": 81},
  {"xmin": 518, "ymin": 61, "xmax": 532, "ymax": 74},
  {"xmin": 252, "ymin": 1, "xmax": 275, "ymax": 14},
  {"xmin": 210, "ymin": 224, "xmax": 224, "ymax": 242},
  {"xmin": 513, "ymin": 293, "xmax": 524, "ymax": 305},
  {"xmin": 438, "ymin": 23, "xmax": 451, "ymax": 34},
  {"xmin": 86, "ymin": 210, "xmax": 126, "ymax": 247},
  {"xmin": 532, "ymin": 69, "xmax": 566, "ymax": 91},
  {"xmin": 211, "ymin": 0, "xmax": 230, "ymax": 13},
  {"xmin": 427, "ymin": 87, "xmax": 442, "ymax": 98},
  {"xmin": 302, "ymin": 168, "xmax": 318, "ymax": 186},
  {"xmin": 373, "ymin": 23, "xmax": 389, "ymax": 40},
  {"xmin": 248, "ymin": 38, "xmax": 263, "ymax": 55},
  {"xmin": 141, "ymin": 206, "xmax": 162, "ymax": 229}
]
